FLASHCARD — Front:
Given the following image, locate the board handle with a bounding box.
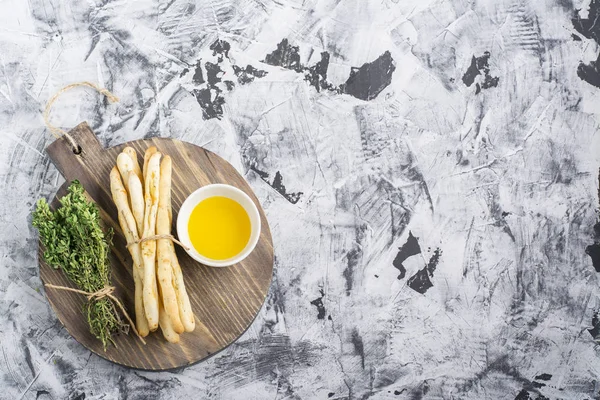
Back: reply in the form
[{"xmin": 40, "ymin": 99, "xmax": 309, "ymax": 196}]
[{"xmin": 46, "ymin": 122, "xmax": 106, "ymax": 183}]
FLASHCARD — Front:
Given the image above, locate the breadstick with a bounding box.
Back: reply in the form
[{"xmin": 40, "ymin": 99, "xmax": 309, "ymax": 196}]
[
  {"xmin": 128, "ymin": 173, "xmax": 144, "ymax": 236},
  {"xmin": 109, "ymin": 167, "xmax": 149, "ymax": 337},
  {"xmin": 123, "ymin": 147, "xmax": 143, "ymax": 185},
  {"xmin": 116, "ymin": 152, "xmax": 144, "ymax": 236},
  {"xmin": 157, "ymin": 275, "xmax": 180, "ymax": 343},
  {"xmin": 116, "ymin": 153, "xmax": 135, "ymax": 193},
  {"xmin": 170, "ymin": 243, "xmax": 195, "ymax": 332},
  {"xmin": 141, "ymin": 152, "xmax": 161, "ymax": 330},
  {"xmin": 157, "ymin": 156, "xmax": 184, "ymax": 333},
  {"xmin": 164, "ymin": 158, "xmax": 194, "ymax": 331},
  {"xmin": 117, "ymin": 211, "xmax": 149, "ymax": 338},
  {"xmin": 160, "ymin": 155, "xmax": 194, "ymax": 332},
  {"xmin": 143, "ymin": 146, "xmax": 157, "ymax": 179}
]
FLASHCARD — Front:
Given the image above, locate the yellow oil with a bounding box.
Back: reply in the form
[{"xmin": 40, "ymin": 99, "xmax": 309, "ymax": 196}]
[{"xmin": 188, "ymin": 196, "xmax": 251, "ymax": 260}]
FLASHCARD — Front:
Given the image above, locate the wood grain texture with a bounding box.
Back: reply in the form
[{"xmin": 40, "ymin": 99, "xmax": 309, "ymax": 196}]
[{"xmin": 39, "ymin": 122, "xmax": 274, "ymax": 370}]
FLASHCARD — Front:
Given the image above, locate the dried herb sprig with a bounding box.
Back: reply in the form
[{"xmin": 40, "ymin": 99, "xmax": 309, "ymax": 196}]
[{"xmin": 33, "ymin": 180, "xmax": 127, "ymax": 349}]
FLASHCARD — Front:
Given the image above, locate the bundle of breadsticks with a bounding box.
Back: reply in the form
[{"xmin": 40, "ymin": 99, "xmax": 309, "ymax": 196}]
[{"xmin": 110, "ymin": 146, "xmax": 195, "ymax": 343}]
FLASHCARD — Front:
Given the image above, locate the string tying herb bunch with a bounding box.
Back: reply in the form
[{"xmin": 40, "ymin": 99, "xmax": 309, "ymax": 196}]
[{"xmin": 33, "ymin": 180, "xmax": 128, "ymax": 349}]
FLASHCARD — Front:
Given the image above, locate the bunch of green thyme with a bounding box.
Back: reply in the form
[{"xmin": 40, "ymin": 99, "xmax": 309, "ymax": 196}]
[{"xmin": 32, "ymin": 180, "xmax": 127, "ymax": 349}]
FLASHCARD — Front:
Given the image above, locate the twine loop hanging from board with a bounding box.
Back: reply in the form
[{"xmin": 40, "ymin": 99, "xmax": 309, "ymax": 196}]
[{"xmin": 43, "ymin": 82, "xmax": 119, "ymax": 152}]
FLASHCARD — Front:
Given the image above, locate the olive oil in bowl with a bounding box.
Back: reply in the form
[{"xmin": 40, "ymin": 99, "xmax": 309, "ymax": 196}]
[
  {"xmin": 177, "ymin": 184, "xmax": 261, "ymax": 267},
  {"xmin": 188, "ymin": 196, "xmax": 251, "ymax": 260}
]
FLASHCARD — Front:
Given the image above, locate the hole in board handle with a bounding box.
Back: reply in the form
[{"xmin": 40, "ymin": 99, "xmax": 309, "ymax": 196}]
[{"xmin": 72, "ymin": 145, "xmax": 82, "ymax": 155}]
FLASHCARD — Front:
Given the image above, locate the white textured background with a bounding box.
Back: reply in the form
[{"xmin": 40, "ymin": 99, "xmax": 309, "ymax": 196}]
[{"xmin": 1, "ymin": 0, "xmax": 600, "ymax": 399}]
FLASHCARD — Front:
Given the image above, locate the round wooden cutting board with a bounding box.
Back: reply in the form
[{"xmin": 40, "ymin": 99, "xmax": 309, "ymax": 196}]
[{"xmin": 38, "ymin": 122, "xmax": 274, "ymax": 370}]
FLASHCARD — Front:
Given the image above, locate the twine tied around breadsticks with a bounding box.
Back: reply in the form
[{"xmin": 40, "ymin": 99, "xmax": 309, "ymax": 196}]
[
  {"xmin": 128, "ymin": 235, "xmax": 191, "ymax": 251},
  {"xmin": 43, "ymin": 81, "xmax": 120, "ymax": 153}
]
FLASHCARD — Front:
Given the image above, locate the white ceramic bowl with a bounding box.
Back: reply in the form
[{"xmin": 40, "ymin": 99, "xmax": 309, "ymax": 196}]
[{"xmin": 176, "ymin": 184, "xmax": 261, "ymax": 267}]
